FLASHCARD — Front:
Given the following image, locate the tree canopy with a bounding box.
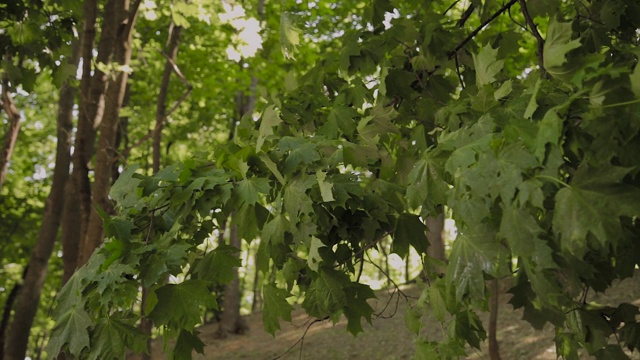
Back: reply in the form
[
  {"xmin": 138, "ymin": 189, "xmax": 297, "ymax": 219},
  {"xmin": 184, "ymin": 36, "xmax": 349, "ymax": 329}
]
[{"xmin": 1, "ymin": 0, "xmax": 640, "ymax": 359}]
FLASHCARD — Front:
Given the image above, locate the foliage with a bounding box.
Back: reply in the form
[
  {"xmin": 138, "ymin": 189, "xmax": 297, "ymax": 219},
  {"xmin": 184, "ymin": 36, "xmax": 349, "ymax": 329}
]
[{"xmin": 37, "ymin": 0, "xmax": 640, "ymax": 358}]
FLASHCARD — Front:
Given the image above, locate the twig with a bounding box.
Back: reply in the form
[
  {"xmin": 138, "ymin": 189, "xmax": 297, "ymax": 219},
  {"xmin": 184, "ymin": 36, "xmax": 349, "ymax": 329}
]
[
  {"xmin": 518, "ymin": 0, "xmax": 546, "ymax": 76},
  {"xmin": 271, "ymin": 317, "xmax": 329, "ymax": 360},
  {"xmin": 448, "ymin": 0, "xmax": 519, "ymax": 59},
  {"xmin": 456, "ymin": 3, "xmax": 475, "ymax": 28},
  {"xmin": 442, "ymin": 0, "xmax": 460, "ymax": 17}
]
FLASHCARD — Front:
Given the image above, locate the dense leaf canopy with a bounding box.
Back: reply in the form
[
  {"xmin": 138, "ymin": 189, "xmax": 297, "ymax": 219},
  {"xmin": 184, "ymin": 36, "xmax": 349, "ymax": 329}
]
[{"xmin": 2, "ymin": 0, "xmax": 639, "ymax": 358}]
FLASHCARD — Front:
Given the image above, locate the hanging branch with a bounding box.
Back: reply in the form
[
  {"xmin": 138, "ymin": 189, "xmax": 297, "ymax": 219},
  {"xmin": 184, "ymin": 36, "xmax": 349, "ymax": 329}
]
[
  {"xmin": 518, "ymin": 0, "xmax": 546, "ymax": 76},
  {"xmin": 448, "ymin": 0, "xmax": 519, "ymax": 59},
  {"xmin": 456, "ymin": 3, "xmax": 476, "ymax": 28}
]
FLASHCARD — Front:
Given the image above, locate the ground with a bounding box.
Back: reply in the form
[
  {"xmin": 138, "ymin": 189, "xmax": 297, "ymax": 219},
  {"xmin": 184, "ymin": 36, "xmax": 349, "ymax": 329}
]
[{"xmin": 150, "ymin": 274, "xmax": 640, "ymax": 359}]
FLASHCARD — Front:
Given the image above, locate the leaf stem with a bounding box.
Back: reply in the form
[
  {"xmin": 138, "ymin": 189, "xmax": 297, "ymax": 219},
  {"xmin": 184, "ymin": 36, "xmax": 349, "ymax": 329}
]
[
  {"xmin": 535, "ymin": 175, "xmax": 570, "ymax": 188},
  {"xmin": 600, "ymin": 98, "xmax": 640, "ymax": 108}
]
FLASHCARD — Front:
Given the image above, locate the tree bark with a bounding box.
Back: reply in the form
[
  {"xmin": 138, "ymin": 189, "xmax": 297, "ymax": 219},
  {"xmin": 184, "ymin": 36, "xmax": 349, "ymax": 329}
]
[
  {"xmin": 0, "ymin": 266, "xmax": 27, "ymax": 360},
  {"xmin": 215, "ymin": 223, "xmax": 248, "ymax": 337},
  {"xmin": 0, "ymin": 75, "xmax": 22, "ymax": 190},
  {"xmin": 61, "ymin": 0, "xmax": 114, "ymax": 282},
  {"xmin": 3, "ymin": 42, "xmax": 78, "ymax": 360},
  {"xmin": 488, "ymin": 278, "xmax": 502, "ymax": 360},
  {"xmin": 81, "ymin": 0, "xmax": 140, "ymax": 265}
]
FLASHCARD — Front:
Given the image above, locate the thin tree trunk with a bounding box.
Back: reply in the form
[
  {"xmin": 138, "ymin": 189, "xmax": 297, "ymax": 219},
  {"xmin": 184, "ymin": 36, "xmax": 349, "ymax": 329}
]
[
  {"xmin": 135, "ymin": 22, "xmax": 183, "ymax": 360},
  {"xmin": 215, "ymin": 223, "xmax": 248, "ymax": 337},
  {"xmin": 152, "ymin": 22, "xmax": 182, "ymax": 174},
  {"xmin": 251, "ymin": 243, "xmax": 262, "ymax": 313},
  {"xmin": 81, "ymin": 0, "xmax": 140, "ymax": 265},
  {"xmin": 0, "ymin": 75, "xmax": 21, "ymax": 190},
  {"xmin": 3, "ymin": 41, "xmax": 78, "ymax": 360},
  {"xmin": 61, "ymin": 0, "xmax": 113, "ymax": 282},
  {"xmin": 488, "ymin": 278, "xmax": 502, "ymax": 360},
  {"xmin": 0, "ymin": 266, "xmax": 27, "ymax": 360}
]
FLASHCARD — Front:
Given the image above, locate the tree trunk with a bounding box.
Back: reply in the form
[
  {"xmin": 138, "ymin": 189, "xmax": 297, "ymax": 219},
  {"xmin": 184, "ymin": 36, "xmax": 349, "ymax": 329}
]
[
  {"xmin": 488, "ymin": 278, "xmax": 502, "ymax": 360},
  {"xmin": 81, "ymin": 0, "xmax": 140, "ymax": 265},
  {"xmin": 0, "ymin": 266, "xmax": 27, "ymax": 360},
  {"xmin": 61, "ymin": 0, "xmax": 112, "ymax": 282},
  {"xmin": 215, "ymin": 223, "xmax": 248, "ymax": 337},
  {"xmin": 133, "ymin": 22, "xmax": 183, "ymax": 360},
  {"xmin": 3, "ymin": 42, "xmax": 78, "ymax": 360},
  {"xmin": 152, "ymin": 22, "xmax": 182, "ymax": 174},
  {"xmin": 0, "ymin": 75, "xmax": 22, "ymax": 190}
]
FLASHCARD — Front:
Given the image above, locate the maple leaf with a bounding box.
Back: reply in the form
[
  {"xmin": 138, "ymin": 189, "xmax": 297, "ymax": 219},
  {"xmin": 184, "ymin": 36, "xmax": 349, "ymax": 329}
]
[
  {"xmin": 262, "ymin": 284, "xmax": 294, "ymax": 335},
  {"xmin": 148, "ymin": 280, "xmax": 217, "ymax": 329},
  {"xmin": 256, "ymin": 106, "xmax": 281, "ymax": 152},
  {"xmin": 446, "ymin": 224, "xmax": 509, "ymax": 301},
  {"xmin": 392, "ymin": 213, "xmax": 428, "ymax": 258},
  {"xmin": 307, "ymin": 236, "xmax": 325, "ymax": 272},
  {"xmin": 193, "ymin": 244, "xmax": 241, "ymax": 284},
  {"xmin": 261, "ymin": 214, "xmax": 290, "ymax": 245},
  {"xmin": 343, "ymin": 283, "xmax": 375, "ymax": 336},
  {"xmin": 236, "ymin": 177, "xmax": 270, "ymax": 206},
  {"xmin": 173, "ymin": 330, "xmax": 206, "ymax": 360},
  {"xmin": 316, "ymin": 170, "xmax": 335, "ymax": 202},
  {"xmin": 473, "ymin": 44, "xmax": 504, "ymax": 86},
  {"xmin": 46, "ymin": 306, "xmax": 93, "ymax": 357},
  {"xmin": 544, "ymin": 19, "xmax": 581, "ymax": 70}
]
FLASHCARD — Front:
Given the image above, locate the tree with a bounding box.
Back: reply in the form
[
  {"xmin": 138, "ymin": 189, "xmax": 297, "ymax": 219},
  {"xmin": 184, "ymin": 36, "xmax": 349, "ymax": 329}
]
[{"xmin": 35, "ymin": 0, "xmax": 640, "ymax": 359}]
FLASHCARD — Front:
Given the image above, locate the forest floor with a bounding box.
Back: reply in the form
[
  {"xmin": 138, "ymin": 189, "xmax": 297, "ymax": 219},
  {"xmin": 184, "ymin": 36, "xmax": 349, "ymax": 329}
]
[{"xmin": 150, "ymin": 273, "xmax": 640, "ymax": 360}]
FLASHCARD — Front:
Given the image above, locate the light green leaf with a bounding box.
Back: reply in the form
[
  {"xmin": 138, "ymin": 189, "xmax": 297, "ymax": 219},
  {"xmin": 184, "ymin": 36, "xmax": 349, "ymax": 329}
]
[
  {"xmin": 494, "ymin": 80, "xmax": 513, "ymax": 100},
  {"xmin": 473, "ymin": 44, "xmax": 504, "ymax": 86},
  {"xmin": 263, "ymin": 284, "xmax": 294, "ymax": 335},
  {"xmin": 544, "ymin": 19, "xmax": 581, "ymax": 70},
  {"xmin": 308, "ymin": 236, "xmax": 325, "ymax": 272},
  {"xmin": 446, "ymin": 225, "xmax": 509, "ymax": 301},
  {"xmin": 631, "ymin": 64, "xmax": 640, "ymax": 98},
  {"xmin": 259, "ymin": 154, "xmax": 285, "ymax": 185},
  {"xmin": 256, "ymin": 106, "xmax": 281, "ymax": 152},
  {"xmin": 280, "ymin": 13, "xmax": 300, "ymax": 60},
  {"xmin": 316, "ymin": 171, "xmax": 334, "ymax": 202}
]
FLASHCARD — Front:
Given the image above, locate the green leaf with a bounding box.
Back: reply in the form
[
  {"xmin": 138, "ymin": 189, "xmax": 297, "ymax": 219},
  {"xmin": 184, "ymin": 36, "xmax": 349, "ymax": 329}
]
[
  {"xmin": 630, "ymin": 64, "xmax": 640, "ymax": 98},
  {"xmin": 405, "ymin": 306, "xmax": 422, "ymax": 335},
  {"xmin": 308, "ymin": 236, "xmax": 325, "ymax": 272},
  {"xmin": 263, "ymin": 284, "xmax": 294, "ymax": 335},
  {"xmin": 261, "ymin": 214, "xmax": 290, "ymax": 245},
  {"xmin": 110, "ymin": 165, "xmax": 142, "ymax": 208},
  {"xmin": 148, "ymin": 280, "xmax": 217, "ymax": 329},
  {"xmin": 87, "ymin": 317, "xmax": 146, "ymax": 360},
  {"xmin": 316, "ymin": 171, "xmax": 334, "ymax": 202},
  {"xmin": 534, "ymin": 109, "xmax": 563, "ymax": 160},
  {"xmin": 279, "ymin": 137, "xmax": 321, "ymax": 174},
  {"xmin": 344, "ymin": 283, "xmax": 375, "ymax": 336},
  {"xmin": 46, "ymin": 306, "xmax": 93, "ymax": 357},
  {"xmin": 280, "ymin": 13, "xmax": 300, "ymax": 60},
  {"xmin": 193, "ymin": 245, "xmax": 241, "ymax": 285},
  {"xmin": 173, "ymin": 330, "xmax": 206, "ymax": 360},
  {"xmin": 544, "ymin": 19, "xmax": 581, "ymax": 70},
  {"xmin": 257, "ymin": 106, "xmax": 281, "ymax": 152},
  {"xmin": 446, "ymin": 225, "xmax": 508, "ymax": 301},
  {"xmin": 393, "ymin": 213, "xmax": 428, "ymax": 258},
  {"xmin": 259, "ymin": 154, "xmax": 285, "ymax": 185},
  {"xmin": 236, "ymin": 177, "xmax": 270, "ymax": 206},
  {"xmin": 473, "ymin": 44, "xmax": 504, "ymax": 86},
  {"xmin": 283, "ymin": 175, "xmax": 314, "ymax": 218}
]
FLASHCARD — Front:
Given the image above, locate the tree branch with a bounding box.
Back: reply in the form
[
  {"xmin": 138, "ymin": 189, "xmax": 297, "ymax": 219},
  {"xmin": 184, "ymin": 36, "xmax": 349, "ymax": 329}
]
[
  {"xmin": 518, "ymin": 0, "xmax": 546, "ymax": 76},
  {"xmin": 448, "ymin": 0, "xmax": 519, "ymax": 59}
]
